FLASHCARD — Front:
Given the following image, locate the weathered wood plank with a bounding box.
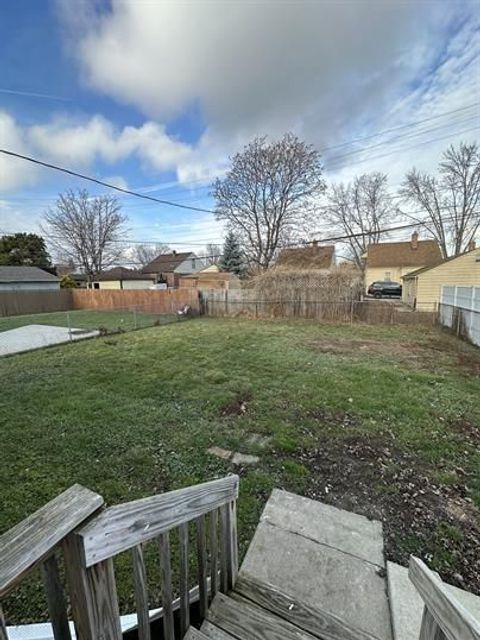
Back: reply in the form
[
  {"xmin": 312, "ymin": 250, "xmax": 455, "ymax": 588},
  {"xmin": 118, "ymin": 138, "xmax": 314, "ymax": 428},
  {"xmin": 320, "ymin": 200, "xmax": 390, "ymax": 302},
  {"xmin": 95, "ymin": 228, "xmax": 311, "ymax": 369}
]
[
  {"xmin": 79, "ymin": 476, "xmax": 239, "ymax": 566},
  {"xmin": 197, "ymin": 515, "xmax": 208, "ymax": 619},
  {"xmin": 219, "ymin": 505, "xmax": 229, "ymax": 593},
  {"xmin": 419, "ymin": 608, "xmax": 448, "ymax": 640},
  {"xmin": 41, "ymin": 554, "xmax": 72, "ymax": 640},
  {"xmin": 0, "ymin": 605, "xmax": 8, "ymax": 640},
  {"xmin": 208, "ymin": 591, "xmax": 318, "ymax": 640},
  {"xmin": 228, "ymin": 501, "xmax": 238, "ymax": 587},
  {"xmin": 184, "ymin": 628, "xmax": 209, "ymax": 640},
  {"xmin": 0, "ymin": 485, "xmax": 103, "ymax": 597},
  {"xmin": 234, "ymin": 572, "xmax": 378, "ymax": 640},
  {"xmin": 178, "ymin": 522, "xmax": 190, "ymax": 637},
  {"xmin": 131, "ymin": 546, "xmax": 150, "ymax": 640},
  {"xmin": 209, "ymin": 509, "xmax": 219, "ymax": 598},
  {"xmin": 158, "ymin": 532, "xmax": 174, "ymax": 640},
  {"xmin": 63, "ymin": 533, "xmax": 122, "ymax": 640},
  {"xmin": 201, "ymin": 619, "xmax": 238, "ymax": 639},
  {"xmin": 409, "ymin": 557, "xmax": 480, "ymax": 640}
]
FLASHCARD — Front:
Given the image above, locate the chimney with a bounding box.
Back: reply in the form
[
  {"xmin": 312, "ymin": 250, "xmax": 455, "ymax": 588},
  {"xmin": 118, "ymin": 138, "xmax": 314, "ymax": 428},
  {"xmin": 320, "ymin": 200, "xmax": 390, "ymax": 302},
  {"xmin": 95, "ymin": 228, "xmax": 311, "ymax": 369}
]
[
  {"xmin": 411, "ymin": 231, "xmax": 418, "ymax": 250},
  {"xmin": 172, "ymin": 249, "xmax": 177, "ymax": 256},
  {"xmin": 312, "ymin": 240, "xmax": 318, "ymax": 247},
  {"xmin": 467, "ymin": 240, "xmax": 476, "ymax": 252}
]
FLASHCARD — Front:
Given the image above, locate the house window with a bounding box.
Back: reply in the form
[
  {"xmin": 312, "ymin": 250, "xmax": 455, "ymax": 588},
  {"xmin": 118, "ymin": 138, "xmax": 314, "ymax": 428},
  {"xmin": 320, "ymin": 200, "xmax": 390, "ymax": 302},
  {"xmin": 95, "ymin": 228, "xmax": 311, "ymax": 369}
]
[
  {"xmin": 384, "ymin": 272, "xmax": 391, "ymax": 281},
  {"xmin": 93, "ymin": 282, "xmax": 100, "ymax": 289}
]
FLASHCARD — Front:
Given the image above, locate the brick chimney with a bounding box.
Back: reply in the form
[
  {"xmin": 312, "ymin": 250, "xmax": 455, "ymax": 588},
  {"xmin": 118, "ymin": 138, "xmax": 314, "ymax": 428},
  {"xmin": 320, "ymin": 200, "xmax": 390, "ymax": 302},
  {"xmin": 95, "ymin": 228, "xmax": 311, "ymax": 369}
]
[
  {"xmin": 312, "ymin": 240, "xmax": 318, "ymax": 247},
  {"xmin": 172, "ymin": 249, "xmax": 177, "ymax": 256},
  {"xmin": 411, "ymin": 231, "xmax": 418, "ymax": 250}
]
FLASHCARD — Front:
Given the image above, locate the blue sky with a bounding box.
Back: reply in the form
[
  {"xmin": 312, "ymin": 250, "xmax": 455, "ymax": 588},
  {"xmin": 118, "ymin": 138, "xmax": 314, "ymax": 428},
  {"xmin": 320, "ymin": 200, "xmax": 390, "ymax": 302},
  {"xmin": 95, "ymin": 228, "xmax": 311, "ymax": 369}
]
[{"xmin": 0, "ymin": 0, "xmax": 479, "ymax": 257}]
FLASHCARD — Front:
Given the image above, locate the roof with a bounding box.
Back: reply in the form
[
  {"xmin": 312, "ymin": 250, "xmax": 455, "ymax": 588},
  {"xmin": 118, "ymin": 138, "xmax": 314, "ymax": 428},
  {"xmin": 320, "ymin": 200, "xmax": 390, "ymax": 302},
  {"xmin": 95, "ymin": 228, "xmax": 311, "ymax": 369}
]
[
  {"xmin": 0, "ymin": 266, "xmax": 59, "ymax": 283},
  {"xmin": 142, "ymin": 252, "xmax": 194, "ymax": 273},
  {"xmin": 96, "ymin": 267, "xmax": 154, "ymax": 281},
  {"xmin": 181, "ymin": 271, "xmax": 233, "ymax": 281},
  {"xmin": 366, "ymin": 240, "xmax": 441, "ymax": 268},
  {"xmin": 276, "ymin": 245, "xmax": 335, "ymax": 269},
  {"xmin": 402, "ymin": 246, "xmax": 480, "ymax": 279}
]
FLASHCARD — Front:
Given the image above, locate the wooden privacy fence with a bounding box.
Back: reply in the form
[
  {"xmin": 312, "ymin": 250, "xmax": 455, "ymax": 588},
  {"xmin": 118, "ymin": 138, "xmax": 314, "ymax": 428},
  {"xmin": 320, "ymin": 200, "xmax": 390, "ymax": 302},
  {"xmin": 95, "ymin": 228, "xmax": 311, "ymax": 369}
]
[
  {"xmin": 0, "ymin": 476, "xmax": 239, "ymax": 640},
  {"xmin": 0, "ymin": 290, "xmax": 73, "ymax": 317},
  {"xmin": 201, "ymin": 290, "xmax": 437, "ymax": 326},
  {"xmin": 71, "ymin": 288, "xmax": 200, "ymax": 314}
]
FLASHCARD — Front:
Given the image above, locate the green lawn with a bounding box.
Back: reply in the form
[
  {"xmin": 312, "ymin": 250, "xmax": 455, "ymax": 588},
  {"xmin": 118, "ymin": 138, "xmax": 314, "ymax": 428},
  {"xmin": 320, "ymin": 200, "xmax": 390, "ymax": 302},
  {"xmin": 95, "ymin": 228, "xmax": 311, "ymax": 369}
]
[
  {"xmin": 0, "ymin": 308, "xmax": 177, "ymax": 333},
  {"xmin": 1, "ymin": 318, "xmax": 479, "ymax": 622}
]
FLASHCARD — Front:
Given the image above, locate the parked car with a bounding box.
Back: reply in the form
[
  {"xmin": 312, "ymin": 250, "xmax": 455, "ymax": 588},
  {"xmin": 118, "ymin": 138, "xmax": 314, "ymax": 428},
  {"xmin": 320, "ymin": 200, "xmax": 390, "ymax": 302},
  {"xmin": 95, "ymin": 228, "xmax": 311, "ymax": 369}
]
[{"xmin": 367, "ymin": 281, "xmax": 402, "ymax": 298}]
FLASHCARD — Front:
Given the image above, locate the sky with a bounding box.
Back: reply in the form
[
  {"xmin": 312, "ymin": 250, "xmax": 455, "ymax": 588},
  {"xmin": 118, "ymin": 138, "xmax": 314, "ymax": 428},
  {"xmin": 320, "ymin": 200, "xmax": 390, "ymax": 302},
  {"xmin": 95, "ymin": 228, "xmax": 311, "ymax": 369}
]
[{"xmin": 0, "ymin": 0, "xmax": 479, "ymax": 261}]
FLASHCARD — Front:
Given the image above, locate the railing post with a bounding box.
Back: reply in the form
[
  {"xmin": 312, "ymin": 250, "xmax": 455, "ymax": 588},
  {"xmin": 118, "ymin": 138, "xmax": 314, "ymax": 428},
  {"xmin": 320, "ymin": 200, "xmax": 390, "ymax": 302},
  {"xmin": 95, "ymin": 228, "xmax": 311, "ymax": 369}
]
[
  {"xmin": 419, "ymin": 606, "xmax": 447, "ymax": 640},
  {"xmin": 0, "ymin": 605, "xmax": 8, "ymax": 640},
  {"xmin": 63, "ymin": 533, "xmax": 122, "ymax": 640},
  {"xmin": 41, "ymin": 554, "xmax": 72, "ymax": 640}
]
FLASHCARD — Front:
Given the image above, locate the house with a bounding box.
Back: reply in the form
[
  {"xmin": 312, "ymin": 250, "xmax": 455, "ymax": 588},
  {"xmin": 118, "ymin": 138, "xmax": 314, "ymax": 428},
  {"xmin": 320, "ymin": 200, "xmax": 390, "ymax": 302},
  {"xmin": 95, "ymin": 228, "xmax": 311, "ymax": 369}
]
[
  {"xmin": 142, "ymin": 251, "xmax": 201, "ymax": 288},
  {"xmin": 88, "ymin": 267, "xmax": 156, "ymax": 290},
  {"xmin": 276, "ymin": 242, "xmax": 335, "ymax": 270},
  {"xmin": 179, "ymin": 264, "xmax": 241, "ymax": 290},
  {"xmin": 364, "ymin": 232, "xmax": 442, "ymax": 289},
  {"xmin": 0, "ymin": 266, "xmax": 60, "ymax": 291},
  {"xmin": 402, "ymin": 242, "xmax": 480, "ymax": 310}
]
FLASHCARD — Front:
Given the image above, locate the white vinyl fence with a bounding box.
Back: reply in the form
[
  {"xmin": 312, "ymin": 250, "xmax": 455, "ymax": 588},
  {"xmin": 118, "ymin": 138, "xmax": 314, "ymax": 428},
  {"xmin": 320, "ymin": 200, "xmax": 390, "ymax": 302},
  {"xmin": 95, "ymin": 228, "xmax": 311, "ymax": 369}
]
[{"xmin": 439, "ymin": 285, "xmax": 480, "ymax": 347}]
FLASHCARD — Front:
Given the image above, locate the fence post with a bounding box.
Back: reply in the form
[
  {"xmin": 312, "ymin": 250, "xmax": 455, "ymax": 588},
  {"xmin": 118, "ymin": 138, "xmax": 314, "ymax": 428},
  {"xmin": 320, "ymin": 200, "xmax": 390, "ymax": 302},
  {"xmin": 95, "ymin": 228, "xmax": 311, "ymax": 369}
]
[
  {"xmin": 133, "ymin": 307, "xmax": 137, "ymax": 330},
  {"xmin": 63, "ymin": 533, "xmax": 122, "ymax": 640},
  {"xmin": 350, "ymin": 299, "xmax": 354, "ymax": 326},
  {"xmin": 67, "ymin": 312, "xmax": 72, "ymax": 342}
]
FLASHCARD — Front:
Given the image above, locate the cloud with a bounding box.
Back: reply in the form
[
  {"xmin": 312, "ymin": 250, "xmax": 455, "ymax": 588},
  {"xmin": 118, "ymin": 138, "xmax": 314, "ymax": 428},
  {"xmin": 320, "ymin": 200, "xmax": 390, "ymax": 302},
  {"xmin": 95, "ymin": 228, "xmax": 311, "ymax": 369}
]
[
  {"xmin": 56, "ymin": 0, "xmax": 479, "ymax": 185},
  {"xmin": 0, "ymin": 112, "xmax": 192, "ymax": 191}
]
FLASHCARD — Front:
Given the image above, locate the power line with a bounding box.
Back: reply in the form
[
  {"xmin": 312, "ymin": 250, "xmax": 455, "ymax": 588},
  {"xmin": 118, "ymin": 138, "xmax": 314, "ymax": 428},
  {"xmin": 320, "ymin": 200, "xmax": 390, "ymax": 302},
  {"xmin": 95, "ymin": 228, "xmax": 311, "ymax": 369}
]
[{"xmin": 0, "ymin": 149, "xmax": 217, "ymax": 215}]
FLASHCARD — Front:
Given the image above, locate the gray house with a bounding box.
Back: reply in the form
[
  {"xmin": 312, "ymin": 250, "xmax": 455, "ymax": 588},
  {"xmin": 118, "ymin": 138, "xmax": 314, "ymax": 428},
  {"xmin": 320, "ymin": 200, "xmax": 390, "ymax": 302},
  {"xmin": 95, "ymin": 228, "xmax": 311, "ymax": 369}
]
[{"xmin": 0, "ymin": 266, "xmax": 60, "ymax": 291}]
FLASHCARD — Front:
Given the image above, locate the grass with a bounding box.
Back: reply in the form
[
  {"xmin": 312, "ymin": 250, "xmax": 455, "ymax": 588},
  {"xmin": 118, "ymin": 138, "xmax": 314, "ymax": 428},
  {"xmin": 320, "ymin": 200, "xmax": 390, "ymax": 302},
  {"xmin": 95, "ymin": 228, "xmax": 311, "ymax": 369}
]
[
  {"xmin": 1, "ymin": 317, "xmax": 479, "ymax": 622},
  {"xmin": 0, "ymin": 308, "xmax": 177, "ymax": 333}
]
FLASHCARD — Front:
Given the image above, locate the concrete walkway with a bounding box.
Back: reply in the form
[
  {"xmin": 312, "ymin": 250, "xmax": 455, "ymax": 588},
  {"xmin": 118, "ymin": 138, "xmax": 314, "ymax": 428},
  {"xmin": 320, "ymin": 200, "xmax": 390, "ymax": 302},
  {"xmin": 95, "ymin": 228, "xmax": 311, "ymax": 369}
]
[{"xmin": 0, "ymin": 324, "xmax": 98, "ymax": 356}]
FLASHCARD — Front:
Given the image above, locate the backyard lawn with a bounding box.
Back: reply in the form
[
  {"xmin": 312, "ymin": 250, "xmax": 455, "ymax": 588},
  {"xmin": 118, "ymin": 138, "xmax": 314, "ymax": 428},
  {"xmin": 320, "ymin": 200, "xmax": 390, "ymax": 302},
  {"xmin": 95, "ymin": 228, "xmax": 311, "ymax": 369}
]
[{"xmin": 1, "ymin": 317, "xmax": 479, "ymax": 622}]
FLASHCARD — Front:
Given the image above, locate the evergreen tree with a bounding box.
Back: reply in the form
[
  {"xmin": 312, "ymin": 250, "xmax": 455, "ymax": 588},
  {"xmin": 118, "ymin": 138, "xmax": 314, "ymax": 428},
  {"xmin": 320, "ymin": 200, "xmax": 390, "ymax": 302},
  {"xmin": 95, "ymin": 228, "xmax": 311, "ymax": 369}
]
[
  {"xmin": 220, "ymin": 231, "xmax": 244, "ymax": 276},
  {"xmin": 0, "ymin": 233, "xmax": 52, "ymax": 270}
]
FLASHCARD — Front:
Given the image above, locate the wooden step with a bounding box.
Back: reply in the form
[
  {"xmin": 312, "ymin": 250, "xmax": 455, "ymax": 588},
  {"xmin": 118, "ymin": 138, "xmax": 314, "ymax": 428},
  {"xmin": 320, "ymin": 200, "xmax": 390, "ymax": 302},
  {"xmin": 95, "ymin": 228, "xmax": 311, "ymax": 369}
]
[
  {"xmin": 207, "ymin": 591, "xmax": 318, "ymax": 640},
  {"xmin": 201, "ymin": 619, "xmax": 239, "ymax": 639},
  {"xmin": 184, "ymin": 627, "xmax": 210, "ymax": 640}
]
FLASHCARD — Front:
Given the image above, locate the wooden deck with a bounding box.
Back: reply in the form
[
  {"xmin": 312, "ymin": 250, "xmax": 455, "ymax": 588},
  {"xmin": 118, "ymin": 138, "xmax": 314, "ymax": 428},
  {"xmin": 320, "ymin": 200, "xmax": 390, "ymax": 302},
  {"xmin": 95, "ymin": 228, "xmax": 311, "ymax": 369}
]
[{"xmin": 2, "ymin": 479, "xmax": 480, "ymax": 640}]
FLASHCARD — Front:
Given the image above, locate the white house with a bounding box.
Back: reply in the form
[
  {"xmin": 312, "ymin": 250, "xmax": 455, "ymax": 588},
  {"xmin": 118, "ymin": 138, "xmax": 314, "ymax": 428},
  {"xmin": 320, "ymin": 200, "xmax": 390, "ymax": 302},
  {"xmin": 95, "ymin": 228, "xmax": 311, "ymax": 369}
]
[{"xmin": 0, "ymin": 266, "xmax": 60, "ymax": 291}]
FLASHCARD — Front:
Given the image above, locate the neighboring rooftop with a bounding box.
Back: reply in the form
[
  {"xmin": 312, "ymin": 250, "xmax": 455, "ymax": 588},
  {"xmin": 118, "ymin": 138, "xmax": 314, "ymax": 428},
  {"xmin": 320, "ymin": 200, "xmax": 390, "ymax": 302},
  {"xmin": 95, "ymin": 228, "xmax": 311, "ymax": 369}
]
[
  {"xmin": 276, "ymin": 243, "xmax": 335, "ymax": 269},
  {"xmin": 402, "ymin": 243, "xmax": 480, "ymax": 279},
  {"xmin": 0, "ymin": 266, "xmax": 59, "ymax": 282},
  {"xmin": 96, "ymin": 267, "xmax": 154, "ymax": 281},
  {"xmin": 142, "ymin": 251, "xmax": 194, "ymax": 273},
  {"xmin": 366, "ymin": 233, "xmax": 442, "ymax": 268}
]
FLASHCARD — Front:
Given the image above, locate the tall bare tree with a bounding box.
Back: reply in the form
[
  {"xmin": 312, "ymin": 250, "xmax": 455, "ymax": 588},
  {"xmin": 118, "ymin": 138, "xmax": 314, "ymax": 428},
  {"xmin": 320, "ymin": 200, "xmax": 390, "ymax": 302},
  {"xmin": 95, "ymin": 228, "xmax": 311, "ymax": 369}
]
[
  {"xmin": 203, "ymin": 243, "xmax": 222, "ymax": 266},
  {"xmin": 212, "ymin": 133, "xmax": 325, "ymax": 269},
  {"xmin": 400, "ymin": 141, "xmax": 480, "ymax": 257},
  {"xmin": 43, "ymin": 189, "xmax": 127, "ymax": 277},
  {"xmin": 326, "ymin": 173, "xmax": 397, "ymax": 271},
  {"xmin": 132, "ymin": 243, "xmax": 170, "ymax": 268}
]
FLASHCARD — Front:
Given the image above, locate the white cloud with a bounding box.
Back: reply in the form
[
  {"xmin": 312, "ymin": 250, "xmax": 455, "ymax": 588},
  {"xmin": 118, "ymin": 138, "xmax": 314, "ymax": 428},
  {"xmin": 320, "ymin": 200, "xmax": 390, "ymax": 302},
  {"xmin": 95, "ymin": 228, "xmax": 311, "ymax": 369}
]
[{"xmin": 55, "ymin": 0, "xmax": 479, "ymax": 186}]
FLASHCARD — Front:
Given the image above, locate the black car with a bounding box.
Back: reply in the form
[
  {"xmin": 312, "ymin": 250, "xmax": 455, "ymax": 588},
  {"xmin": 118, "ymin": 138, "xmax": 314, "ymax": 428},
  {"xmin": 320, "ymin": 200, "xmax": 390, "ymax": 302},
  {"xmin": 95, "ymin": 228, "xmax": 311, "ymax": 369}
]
[{"xmin": 367, "ymin": 281, "xmax": 402, "ymax": 298}]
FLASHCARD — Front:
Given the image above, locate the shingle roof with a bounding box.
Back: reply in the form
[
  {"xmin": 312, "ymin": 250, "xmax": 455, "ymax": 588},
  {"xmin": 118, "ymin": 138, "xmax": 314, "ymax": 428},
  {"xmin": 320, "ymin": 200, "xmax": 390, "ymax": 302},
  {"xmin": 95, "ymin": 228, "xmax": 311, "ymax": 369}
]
[
  {"xmin": 366, "ymin": 240, "xmax": 441, "ymax": 268},
  {"xmin": 277, "ymin": 245, "xmax": 335, "ymax": 269},
  {"xmin": 96, "ymin": 267, "xmax": 154, "ymax": 281},
  {"xmin": 0, "ymin": 266, "xmax": 59, "ymax": 282},
  {"xmin": 142, "ymin": 252, "xmax": 194, "ymax": 274},
  {"xmin": 402, "ymin": 246, "xmax": 480, "ymax": 279}
]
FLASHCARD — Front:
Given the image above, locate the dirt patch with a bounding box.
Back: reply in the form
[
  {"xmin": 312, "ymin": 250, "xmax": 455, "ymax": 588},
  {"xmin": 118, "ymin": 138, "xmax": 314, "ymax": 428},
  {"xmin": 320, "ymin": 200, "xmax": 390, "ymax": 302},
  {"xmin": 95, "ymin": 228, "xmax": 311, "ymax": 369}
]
[
  {"xmin": 457, "ymin": 352, "xmax": 480, "ymax": 377},
  {"xmin": 296, "ymin": 432, "xmax": 480, "ymax": 594},
  {"xmin": 304, "ymin": 407, "xmax": 360, "ymax": 429},
  {"xmin": 449, "ymin": 417, "xmax": 480, "ymax": 446},
  {"xmin": 220, "ymin": 391, "xmax": 252, "ymax": 416}
]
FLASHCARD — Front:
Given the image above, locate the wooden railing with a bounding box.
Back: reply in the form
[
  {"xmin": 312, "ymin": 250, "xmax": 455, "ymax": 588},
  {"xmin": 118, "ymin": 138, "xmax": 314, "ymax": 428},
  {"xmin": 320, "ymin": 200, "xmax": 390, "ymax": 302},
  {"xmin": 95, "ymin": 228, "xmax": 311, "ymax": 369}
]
[
  {"xmin": 0, "ymin": 484, "xmax": 104, "ymax": 640},
  {"xmin": 409, "ymin": 556, "xmax": 480, "ymax": 640},
  {"xmin": 0, "ymin": 475, "xmax": 239, "ymax": 640}
]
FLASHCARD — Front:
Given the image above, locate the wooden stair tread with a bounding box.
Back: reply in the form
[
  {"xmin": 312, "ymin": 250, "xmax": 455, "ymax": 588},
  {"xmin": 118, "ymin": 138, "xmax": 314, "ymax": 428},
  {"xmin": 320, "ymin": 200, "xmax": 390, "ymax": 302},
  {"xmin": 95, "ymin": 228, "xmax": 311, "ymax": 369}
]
[
  {"xmin": 201, "ymin": 619, "xmax": 240, "ymax": 639},
  {"xmin": 207, "ymin": 591, "xmax": 318, "ymax": 640},
  {"xmin": 184, "ymin": 627, "xmax": 210, "ymax": 640}
]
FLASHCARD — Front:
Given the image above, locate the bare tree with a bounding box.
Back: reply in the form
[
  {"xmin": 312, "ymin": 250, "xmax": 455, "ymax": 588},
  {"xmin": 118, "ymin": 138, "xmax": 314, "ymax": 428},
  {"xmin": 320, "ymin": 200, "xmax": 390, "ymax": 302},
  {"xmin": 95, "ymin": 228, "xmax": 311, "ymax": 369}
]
[
  {"xmin": 132, "ymin": 243, "xmax": 171, "ymax": 268},
  {"xmin": 326, "ymin": 173, "xmax": 397, "ymax": 271},
  {"xmin": 43, "ymin": 189, "xmax": 127, "ymax": 277},
  {"xmin": 204, "ymin": 243, "xmax": 222, "ymax": 266},
  {"xmin": 400, "ymin": 141, "xmax": 480, "ymax": 257},
  {"xmin": 212, "ymin": 133, "xmax": 325, "ymax": 269}
]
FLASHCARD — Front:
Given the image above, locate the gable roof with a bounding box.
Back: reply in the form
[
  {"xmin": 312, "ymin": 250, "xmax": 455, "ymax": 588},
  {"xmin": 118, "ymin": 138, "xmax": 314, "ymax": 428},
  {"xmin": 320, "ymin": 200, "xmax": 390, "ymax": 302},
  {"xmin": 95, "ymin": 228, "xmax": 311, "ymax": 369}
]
[
  {"xmin": 366, "ymin": 240, "xmax": 441, "ymax": 268},
  {"xmin": 402, "ymin": 246, "xmax": 480, "ymax": 279},
  {"xmin": 142, "ymin": 252, "xmax": 194, "ymax": 273},
  {"xmin": 277, "ymin": 245, "xmax": 335, "ymax": 269},
  {"xmin": 96, "ymin": 267, "xmax": 154, "ymax": 281},
  {"xmin": 0, "ymin": 266, "xmax": 59, "ymax": 283}
]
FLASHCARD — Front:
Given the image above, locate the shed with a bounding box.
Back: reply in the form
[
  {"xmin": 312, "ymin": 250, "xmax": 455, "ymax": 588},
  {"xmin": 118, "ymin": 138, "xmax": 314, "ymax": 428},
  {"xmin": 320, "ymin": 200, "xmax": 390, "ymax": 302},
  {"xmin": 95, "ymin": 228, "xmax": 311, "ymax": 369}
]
[
  {"xmin": 0, "ymin": 266, "xmax": 60, "ymax": 291},
  {"xmin": 88, "ymin": 267, "xmax": 155, "ymax": 290},
  {"xmin": 179, "ymin": 264, "xmax": 241, "ymax": 290},
  {"xmin": 402, "ymin": 244, "xmax": 480, "ymax": 310}
]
